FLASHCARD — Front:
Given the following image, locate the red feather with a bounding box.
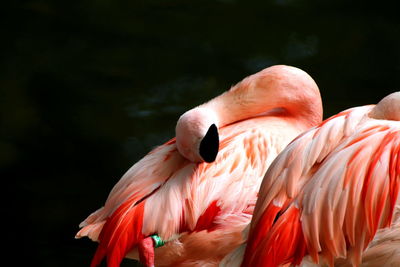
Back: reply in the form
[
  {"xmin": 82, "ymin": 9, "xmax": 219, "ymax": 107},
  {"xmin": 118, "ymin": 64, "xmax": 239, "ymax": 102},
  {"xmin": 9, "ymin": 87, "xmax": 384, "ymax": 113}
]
[
  {"xmin": 388, "ymin": 134, "xmax": 400, "ymax": 224},
  {"xmin": 242, "ymin": 205, "xmax": 306, "ymax": 267},
  {"xmin": 242, "ymin": 203, "xmax": 281, "ymax": 265},
  {"xmin": 362, "ymin": 131, "xmax": 399, "ymax": 236},
  {"xmin": 193, "ymin": 200, "xmax": 221, "ymax": 232},
  {"xmin": 90, "ymin": 198, "xmax": 145, "ymax": 267}
]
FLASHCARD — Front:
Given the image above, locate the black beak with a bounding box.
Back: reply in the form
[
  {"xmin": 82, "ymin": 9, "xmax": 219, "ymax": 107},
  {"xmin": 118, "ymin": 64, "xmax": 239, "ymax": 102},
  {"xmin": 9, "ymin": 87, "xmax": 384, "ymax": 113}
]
[{"xmin": 199, "ymin": 124, "xmax": 219, "ymax": 163}]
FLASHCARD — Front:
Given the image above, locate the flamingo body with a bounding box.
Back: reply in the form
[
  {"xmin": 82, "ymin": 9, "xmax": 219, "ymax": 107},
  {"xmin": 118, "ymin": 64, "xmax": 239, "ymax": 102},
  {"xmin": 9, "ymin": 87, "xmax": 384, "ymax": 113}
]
[
  {"xmin": 235, "ymin": 92, "xmax": 400, "ymax": 267},
  {"xmin": 76, "ymin": 65, "xmax": 323, "ymax": 267}
]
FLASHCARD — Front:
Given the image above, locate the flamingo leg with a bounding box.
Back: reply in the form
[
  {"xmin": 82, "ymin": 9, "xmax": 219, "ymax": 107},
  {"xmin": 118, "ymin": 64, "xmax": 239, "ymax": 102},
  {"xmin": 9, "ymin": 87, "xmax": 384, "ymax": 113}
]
[{"xmin": 138, "ymin": 237, "xmax": 155, "ymax": 267}]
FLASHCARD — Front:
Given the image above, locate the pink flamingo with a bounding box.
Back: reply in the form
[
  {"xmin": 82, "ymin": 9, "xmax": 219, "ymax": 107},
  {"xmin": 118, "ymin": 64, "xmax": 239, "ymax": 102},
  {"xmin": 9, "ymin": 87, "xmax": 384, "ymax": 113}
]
[
  {"xmin": 75, "ymin": 65, "xmax": 323, "ymax": 267},
  {"xmin": 227, "ymin": 92, "xmax": 400, "ymax": 267}
]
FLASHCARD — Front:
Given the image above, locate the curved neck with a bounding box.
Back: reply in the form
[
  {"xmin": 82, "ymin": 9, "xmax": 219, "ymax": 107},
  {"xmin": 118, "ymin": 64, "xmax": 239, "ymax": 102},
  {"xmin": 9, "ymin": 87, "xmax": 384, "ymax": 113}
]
[{"xmin": 200, "ymin": 65, "xmax": 323, "ymax": 129}]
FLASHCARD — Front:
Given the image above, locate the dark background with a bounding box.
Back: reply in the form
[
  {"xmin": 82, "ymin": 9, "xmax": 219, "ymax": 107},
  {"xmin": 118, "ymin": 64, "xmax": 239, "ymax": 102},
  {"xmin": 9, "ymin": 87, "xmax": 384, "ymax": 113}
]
[{"xmin": 2, "ymin": 1, "xmax": 399, "ymax": 266}]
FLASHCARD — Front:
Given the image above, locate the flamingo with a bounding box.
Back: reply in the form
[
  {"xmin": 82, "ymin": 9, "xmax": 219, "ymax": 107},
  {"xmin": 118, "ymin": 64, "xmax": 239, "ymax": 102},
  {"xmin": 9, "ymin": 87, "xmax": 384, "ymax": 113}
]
[
  {"xmin": 75, "ymin": 65, "xmax": 323, "ymax": 267},
  {"xmin": 225, "ymin": 92, "xmax": 400, "ymax": 267}
]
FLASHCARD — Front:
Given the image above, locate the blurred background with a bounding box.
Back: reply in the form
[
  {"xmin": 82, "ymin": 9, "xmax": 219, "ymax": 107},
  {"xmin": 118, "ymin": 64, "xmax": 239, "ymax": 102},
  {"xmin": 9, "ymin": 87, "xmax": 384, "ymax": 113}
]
[{"xmin": 1, "ymin": 0, "xmax": 399, "ymax": 266}]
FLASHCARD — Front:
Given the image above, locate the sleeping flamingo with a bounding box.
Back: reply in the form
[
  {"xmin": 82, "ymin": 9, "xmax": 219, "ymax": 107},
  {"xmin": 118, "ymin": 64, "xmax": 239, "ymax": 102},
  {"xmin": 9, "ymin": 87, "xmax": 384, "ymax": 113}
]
[
  {"xmin": 75, "ymin": 65, "xmax": 323, "ymax": 267},
  {"xmin": 224, "ymin": 92, "xmax": 400, "ymax": 267}
]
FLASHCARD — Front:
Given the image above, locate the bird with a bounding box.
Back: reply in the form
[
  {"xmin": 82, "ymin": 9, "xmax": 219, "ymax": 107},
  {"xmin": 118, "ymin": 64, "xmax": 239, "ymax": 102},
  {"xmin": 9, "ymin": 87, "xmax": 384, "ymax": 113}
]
[
  {"xmin": 226, "ymin": 92, "xmax": 400, "ymax": 267},
  {"xmin": 75, "ymin": 65, "xmax": 323, "ymax": 267}
]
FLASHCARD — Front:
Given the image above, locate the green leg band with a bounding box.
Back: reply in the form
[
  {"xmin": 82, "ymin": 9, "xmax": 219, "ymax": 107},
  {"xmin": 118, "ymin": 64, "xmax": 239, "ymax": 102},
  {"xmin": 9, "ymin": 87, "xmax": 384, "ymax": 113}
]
[{"xmin": 150, "ymin": 234, "xmax": 165, "ymax": 248}]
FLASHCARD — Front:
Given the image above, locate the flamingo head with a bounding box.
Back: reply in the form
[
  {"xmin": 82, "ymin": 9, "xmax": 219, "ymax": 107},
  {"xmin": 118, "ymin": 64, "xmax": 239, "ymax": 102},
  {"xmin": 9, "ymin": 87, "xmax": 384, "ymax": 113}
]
[
  {"xmin": 175, "ymin": 107, "xmax": 220, "ymax": 163},
  {"xmin": 370, "ymin": 91, "xmax": 400, "ymax": 121}
]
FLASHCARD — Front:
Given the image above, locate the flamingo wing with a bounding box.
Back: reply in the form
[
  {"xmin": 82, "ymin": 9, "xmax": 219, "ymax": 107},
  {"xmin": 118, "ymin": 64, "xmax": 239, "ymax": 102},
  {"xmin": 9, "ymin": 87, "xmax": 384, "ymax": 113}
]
[
  {"xmin": 76, "ymin": 139, "xmax": 186, "ymax": 240},
  {"xmin": 298, "ymin": 120, "xmax": 400, "ymax": 266},
  {"xmin": 243, "ymin": 105, "xmax": 400, "ymax": 267},
  {"xmin": 248, "ymin": 106, "xmax": 371, "ymax": 233},
  {"xmin": 76, "ymin": 139, "xmax": 192, "ymax": 267}
]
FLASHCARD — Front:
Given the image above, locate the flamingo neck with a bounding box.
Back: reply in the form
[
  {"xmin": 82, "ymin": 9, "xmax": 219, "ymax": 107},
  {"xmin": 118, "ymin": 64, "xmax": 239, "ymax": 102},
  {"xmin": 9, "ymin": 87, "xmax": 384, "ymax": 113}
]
[{"xmin": 200, "ymin": 65, "xmax": 323, "ymax": 129}]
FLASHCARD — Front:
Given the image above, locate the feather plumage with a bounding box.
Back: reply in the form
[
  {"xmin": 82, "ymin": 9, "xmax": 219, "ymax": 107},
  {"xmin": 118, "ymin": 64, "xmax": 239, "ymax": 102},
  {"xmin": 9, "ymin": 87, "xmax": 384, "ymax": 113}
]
[{"xmin": 239, "ymin": 92, "xmax": 400, "ymax": 267}]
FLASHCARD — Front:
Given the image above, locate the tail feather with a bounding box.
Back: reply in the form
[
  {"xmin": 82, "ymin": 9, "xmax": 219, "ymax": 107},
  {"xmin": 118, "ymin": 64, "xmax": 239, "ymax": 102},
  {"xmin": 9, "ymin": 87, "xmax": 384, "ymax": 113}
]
[
  {"xmin": 90, "ymin": 198, "xmax": 145, "ymax": 267},
  {"xmin": 76, "ymin": 207, "xmax": 106, "ymax": 242},
  {"xmin": 242, "ymin": 205, "xmax": 307, "ymax": 267},
  {"xmin": 76, "ymin": 221, "xmax": 105, "ymax": 241},
  {"xmin": 79, "ymin": 207, "xmax": 105, "ymax": 228}
]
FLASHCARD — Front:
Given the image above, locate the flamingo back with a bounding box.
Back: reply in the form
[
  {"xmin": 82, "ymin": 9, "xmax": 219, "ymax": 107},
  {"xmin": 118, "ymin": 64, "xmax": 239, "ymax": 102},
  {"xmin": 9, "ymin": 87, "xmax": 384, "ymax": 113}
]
[{"xmin": 242, "ymin": 104, "xmax": 400, "ymax": 267}]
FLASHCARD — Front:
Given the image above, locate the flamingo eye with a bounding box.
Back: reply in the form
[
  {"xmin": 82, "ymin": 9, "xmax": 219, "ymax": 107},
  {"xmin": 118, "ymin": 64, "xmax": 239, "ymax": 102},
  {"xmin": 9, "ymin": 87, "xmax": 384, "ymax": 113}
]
[{"xmin": 199, "ymin": 124, "xmax": 219, "ymax": 163}]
